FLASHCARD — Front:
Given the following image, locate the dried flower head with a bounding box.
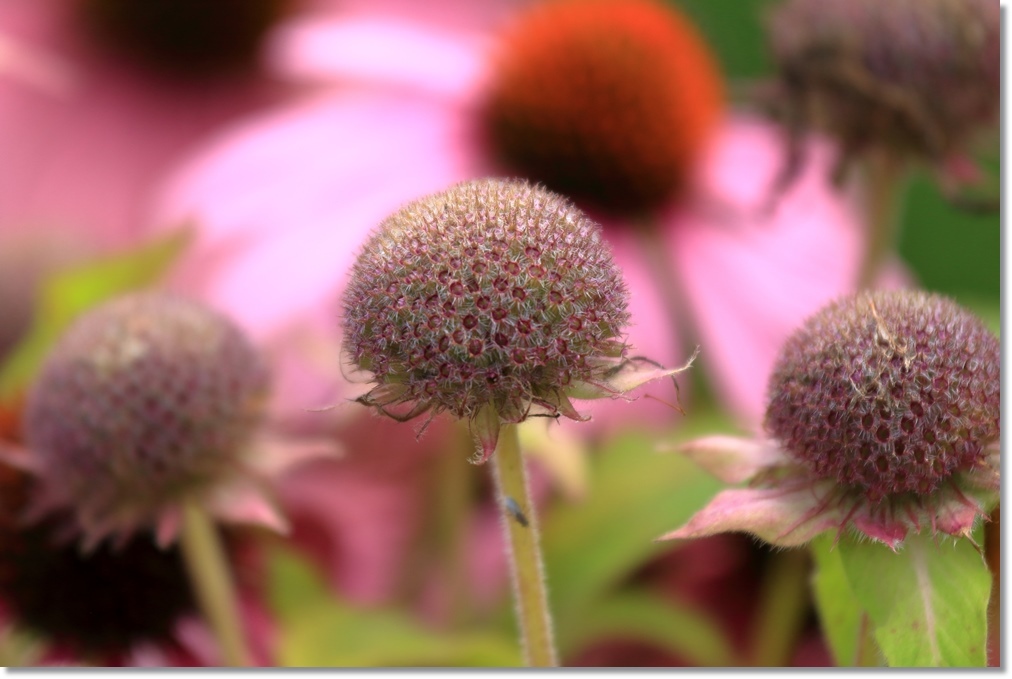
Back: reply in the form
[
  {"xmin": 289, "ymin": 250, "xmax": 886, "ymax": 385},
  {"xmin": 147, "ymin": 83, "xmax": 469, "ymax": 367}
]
[
  {"xmin": 343, "ymin": 178, "xmax": 694, "ymax": 461},
  {"xmin": 0, "ymin": 459, "xmax": 195, "ymax": 658},
  {"xmin": 21, "ymin": 292, "xmax": 292, "ymax": 547},
  {"xmin": 482, "ymin": 0, "xmax": 723, "ymax": 215},
  {"xmin": 663, "ymin": 290, "xmax": 999, "ymax": 549},
  {"xmin": 77, "ymin": 0, "xmax": 291, "ymax": 77},
  {"xmin": 765, "ymin": 0, "xmax": 999, "ymax": 198}
]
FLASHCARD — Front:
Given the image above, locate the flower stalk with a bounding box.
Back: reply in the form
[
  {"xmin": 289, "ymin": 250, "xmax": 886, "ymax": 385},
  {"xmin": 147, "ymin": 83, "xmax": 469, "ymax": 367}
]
[
  {"xmin": 491, "ymin": 424, "xmax": 557, "ymax": 667},
  {"xmin": 179, "ymin": 498, "xmax": 252, "ymax": 667},
  {"xmin": 857, "ymin": 151, "xmax": 908, "ymax": 289}
]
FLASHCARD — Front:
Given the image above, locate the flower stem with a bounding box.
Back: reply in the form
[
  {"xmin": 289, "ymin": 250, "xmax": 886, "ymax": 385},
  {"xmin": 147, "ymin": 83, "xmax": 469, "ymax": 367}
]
[
  {"xmin": 491, "ymin": 424, "xmax": 558, "ymax": 667},
  {"xmin": 857, "ymin": 151, "xmax": 908, "ymax": 289},
  {"xmin": 748, "ymin": 548, "xmax": 811, "ymax": 666},
  {"xmin": 179, "ymin": 498, "xmax": 252, "ymax": 667},
  {"xmin": 985, "ymin": 504, "xmax": 1000, "ymax": 666},
  {"xmin": 854, "ymin": 613, "xmax": 880, "ymax": 667}
]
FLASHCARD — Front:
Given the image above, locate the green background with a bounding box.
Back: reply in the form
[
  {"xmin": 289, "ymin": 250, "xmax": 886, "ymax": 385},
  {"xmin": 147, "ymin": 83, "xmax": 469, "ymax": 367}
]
[{"xmin": 675, "ymin": 0, "xmax": 1001, "ymax": 306}]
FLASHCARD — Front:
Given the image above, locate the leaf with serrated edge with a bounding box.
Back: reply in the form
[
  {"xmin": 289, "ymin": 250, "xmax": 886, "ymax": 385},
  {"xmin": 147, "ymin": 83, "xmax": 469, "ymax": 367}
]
[{"xmin": 837, "ymin": 531, "xmax": 990, "ymax": 667}]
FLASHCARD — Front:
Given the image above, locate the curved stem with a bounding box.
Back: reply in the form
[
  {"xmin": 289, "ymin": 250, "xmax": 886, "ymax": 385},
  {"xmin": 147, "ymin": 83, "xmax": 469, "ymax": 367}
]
[
  {"xmin": 491, "ymin": 424, "xmax": 558, "ymax": 667},
  {"xmin": 179, "ymin": 498, "xmax": 252, "ymax": 667},
  {"xmin": 857, "ymin": 152, "xmax": 908, "ymax": 289},
  {"xmin": 749, "ymin": 548, "xmax": 811, "ymax": 666}
]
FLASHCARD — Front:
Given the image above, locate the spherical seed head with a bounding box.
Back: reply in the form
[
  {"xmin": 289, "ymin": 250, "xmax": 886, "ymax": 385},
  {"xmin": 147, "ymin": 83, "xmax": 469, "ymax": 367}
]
[
  {"xmin": 767, "ymin": 0, "xmax": 999, "ymax": 161},
  {"xmin": 765, "ymin": 290, "xmax": 999, "ymax": 504},
  {"xmin": 482, "ymin": 0, "xmax": 723, "ymax": 215},
  {"xmin": 343, "ymin": 178, "xmax": 630, "ymax": 425},
  {"xmin": 77, "ymin": 0, "xmax": 291, "ymax": 78},
  {"xmin": 0, "ymin": 462, "xmax": 195, "ymax": 656},
  {"xmin": 24, "ymin": 292, "xmax": 270, "ymax": 533}
]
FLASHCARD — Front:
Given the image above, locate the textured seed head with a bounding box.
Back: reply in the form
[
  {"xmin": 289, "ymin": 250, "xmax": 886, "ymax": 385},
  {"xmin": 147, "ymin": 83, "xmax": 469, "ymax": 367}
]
[
  {"xmin": 0, "ymin": 461, "xmax": 195, "ymax": 656},
  {"xmin": 765, "ymin": 290, "xmax": 999, "ymax": 504},
  {"xmin": 343, "ymin": 178, "xmax": 630, "ymax": 424},
  {"xmin": 767, "ymin": 0, "xmax": 999, "ymax": 161},
  {"xmin": 482, "ymin": 0, "xmax": 723, "ymax": 216},
  {"xmin": 77, "ymin": 0, "xmax": 291, "ymax": 78},
  {"xmin": 24, "ymin": 292, "xmax": 270, "ymax": 530}
]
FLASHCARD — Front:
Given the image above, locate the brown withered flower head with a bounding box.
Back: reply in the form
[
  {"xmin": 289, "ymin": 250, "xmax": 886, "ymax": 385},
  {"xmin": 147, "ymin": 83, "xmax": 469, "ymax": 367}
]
[
  {"xmin": 764, "ymin": 0, "xmax": 999, "ymax": 204},
  {"xmin": 663, "ymin": 290, "xmax": 999, "ymax": 550},
  {"xmin": 342, "ymin": 178, "xmax": 695, "ymax": 462}
]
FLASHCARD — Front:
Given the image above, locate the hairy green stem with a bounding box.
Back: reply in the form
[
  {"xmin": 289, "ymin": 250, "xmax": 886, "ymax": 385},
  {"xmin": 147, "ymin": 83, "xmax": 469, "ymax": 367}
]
[
  {"xmin": 179, "ymin": 499, "xmax": 252, "ymax": 667},
  {"xmin": 854, "ymin": 613, "xmax": 880, "ymax": 667},
  {"xmin": 491, "ymin": 424, "xmax": 558, "ymax": 667},
  {"xmin": 857, "ymin": 152, "xmax": 908, "ymax": 289},
  {"xmin": 749, "ymin": 548, "xmax": 811, "ymax": 666},
  {"xmin": 985, "ymin": 505, "xmax": 1000, "ymax": 667}
]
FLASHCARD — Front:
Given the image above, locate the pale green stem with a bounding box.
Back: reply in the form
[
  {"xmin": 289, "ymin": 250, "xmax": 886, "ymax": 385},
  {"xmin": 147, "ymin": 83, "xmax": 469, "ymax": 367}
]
[
  {"xmin": 179, "ymin": 498, "xmax": 252, "ymax": 667},
  {"xmin": 854, "ymin": 613, "xmax": 881, "ymax": 667},
  {"xmin": 491, "ymin": 424, "xmax": 558, "ymax": 667},
  {"xmin": 748, "ymin": 548, "xmax": 811, "ymax": 666},
  {"xmin": 434, "ymin": 430, "xmax": 474, "ymax": 626},
  {"xmin": 857, "ymin": 152, "xmax": 909, "ymax": 289},
  {"xmin": 985, "ymin": 504, "xmax": 1000, "ymax": 666}
]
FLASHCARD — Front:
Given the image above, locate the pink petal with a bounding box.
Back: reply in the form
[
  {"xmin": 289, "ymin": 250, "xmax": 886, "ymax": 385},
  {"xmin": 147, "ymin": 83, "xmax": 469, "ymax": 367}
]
[
  {"xmin": 667, "ymin": 435, "xmax": 790, "ymax": 484},
  {"xmin": 152, "ymin": 89, "xmax": 476, "ymax": 341},
  {"xmin": 667, "ymin": 116, "xmax": 863, "ymax": 427},
  {"xmin": 0, "ymin": 1, "xmax": 285, "ymax": 249},
  {"xmin": 577, "ymin": 227, "xmax": 689, "ymax": 432},
  {"xmin": 659, "ymin": 485, "xmax": 843, "ymax": 548},
  {"xmin": 210, "ymin": 483, "xmax": 289, "ymax": 534},
  {"xmin": 270, "ymin": 15, "xmax": 492, "ymax": 101}
]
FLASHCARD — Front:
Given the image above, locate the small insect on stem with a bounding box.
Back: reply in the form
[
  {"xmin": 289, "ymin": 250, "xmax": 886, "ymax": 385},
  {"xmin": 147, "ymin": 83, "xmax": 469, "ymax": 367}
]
[{"xmin": 505, "ymin": 496, "xmax": 529, "ymax": 528}]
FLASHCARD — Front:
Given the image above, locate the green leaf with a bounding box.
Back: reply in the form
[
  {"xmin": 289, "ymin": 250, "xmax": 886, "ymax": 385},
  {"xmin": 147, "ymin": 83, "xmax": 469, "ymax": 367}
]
[
  {"xmin": 837, "ymin": 531, "xmax": 991, "ymax": 667},
  {"xmin": 0, "ymin": 230, "xmax": 191, "ymax": 398},
  {"xmin": 268, "ymin": 547, "xmax": 521, "ymax": 667},
  {"xmin": 810, "ymin": 534, "xmax": 877, "ymax": 666},
  {"xmin": 541, "ymin": 412, "xmax": 732, "ymax": 626},
  {"xmin": 559, "ymin": 589, "xmax": 736, "ymax": 666}
]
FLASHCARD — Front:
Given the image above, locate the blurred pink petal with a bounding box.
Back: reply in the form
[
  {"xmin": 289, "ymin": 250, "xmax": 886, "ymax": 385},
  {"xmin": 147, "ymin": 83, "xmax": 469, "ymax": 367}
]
[
  {"xmin": 668, "ymin": 116, "xmax": 863, "ymax": 426},
  {"xmin": 270, "ymin": 15, "xmax": 492, "ymax": 100},
  {"xmin": 0, "ymin": 0, "xmax": 341, "ymax": 248}
]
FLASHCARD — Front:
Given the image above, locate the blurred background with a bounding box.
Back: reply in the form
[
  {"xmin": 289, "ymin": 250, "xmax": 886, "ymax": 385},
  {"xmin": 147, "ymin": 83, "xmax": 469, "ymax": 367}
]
[{"xmin": 0, "ymin": 0, "xmax": 999, "ymax": 668}]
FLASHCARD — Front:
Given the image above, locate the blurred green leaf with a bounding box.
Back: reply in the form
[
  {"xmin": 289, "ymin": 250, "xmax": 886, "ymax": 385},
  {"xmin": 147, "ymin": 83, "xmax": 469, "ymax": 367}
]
[
  {"xmin": 0, "ymin": 230, "xmax": 190, "ymax": 398},
  {"xmin": 559, "ymin": 588, "xmax": 736, "ymax": 666},
  {"xmin": 268, "ymin": 547, "xmax": 521, "ymax": 667},
  {"xmin": 811, "ymin": 534, "xmax": 874, "ymax": 667},
  {"xmin": 542, "ymin": 412, "xmax": 734, "ymax": 626},
  {"xmin": 837, "ymin": 531, "xmax": 990, "ymax": 667}
]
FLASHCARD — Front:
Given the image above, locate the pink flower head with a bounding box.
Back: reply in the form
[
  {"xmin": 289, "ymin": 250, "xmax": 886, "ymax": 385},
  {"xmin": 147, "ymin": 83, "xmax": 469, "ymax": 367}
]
[
  {"xmin": 12, "ymin": 291, "xmax": 334, "ymax": 549},
  {"xmin": 342, "ymin": 177, "xmax": 696, "ymax": 462},
  {"xmin": 0, "ymin": 0, "xmax": 343, "ymax": 249},
  {"xmin": 661, "ymin": 290, "xmax": 999, "ymax": 550},
  {"xmin": 152, "ymin": 0, "xmax": 867, "ymax": 431}
]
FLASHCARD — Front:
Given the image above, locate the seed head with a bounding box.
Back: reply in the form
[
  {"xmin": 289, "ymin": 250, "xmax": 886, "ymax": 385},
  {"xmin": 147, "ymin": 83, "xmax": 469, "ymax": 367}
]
[
  {"xmin": 766, "ymin": 290, "xmax": 999, "ymax": 504},
  {"xmin": 343, "ymin": 179, "xmax": 643, "ymax": 459},
  {"xmin": 0, "ymin": 461, "xmax": 195, "ymax": 657},
  {"xmin": 77, "ymin": 0, "xmax": 291, "ymax": 78},
  {"xmin": 767, "ymin": 0, "xmax": 999, "ymax": 165},
  {"xmin": 24, "ymin": 292, "xmax": 270, "ymax": 537},
  {"xmin": 482, "ymin": 0, "xmax": 723, "ymax": 215}
]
